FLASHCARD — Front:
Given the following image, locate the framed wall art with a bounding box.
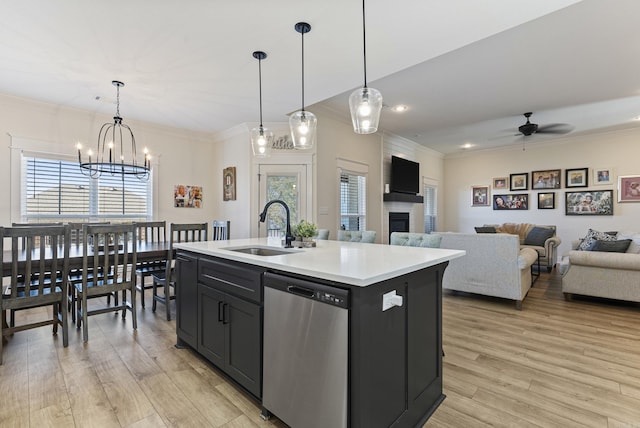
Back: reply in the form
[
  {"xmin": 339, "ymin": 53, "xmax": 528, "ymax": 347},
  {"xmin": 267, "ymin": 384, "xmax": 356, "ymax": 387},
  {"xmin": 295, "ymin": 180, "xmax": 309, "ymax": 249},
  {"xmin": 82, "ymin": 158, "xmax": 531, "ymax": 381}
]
[
  {"xmin": 537, "ymin": 192, "xmax": 555, "ymax": 209},
  {"xmin": 509, "ymin": 173, "xmax": 528, "ymax": 191},
  {"xmin": 565, "ymin": 167, "xmax": 588, "ymax": 188},
  {"xmin": 223, "ymin": 166, "xmax": 237, "ymax": 201},
  {"xmin": 565, "ymin": 190, "xmax": 613, "ymax": 215},
  {"xmin": 493, "ymin": 194, "xmax": 529, "ymax": 210},
  {"xmin": 593, "ymin": 167, "xmax": 613, "ymax": 185},
  {"xmin": 471, "ymin": 185, "xmax": 490, "ymax": 206},
  {"xmin": 531, "ymin": 169, "xmax": 561, "ymax": 189},
  {"xmin": 493, "ymin": 177, "xmax": 508, "ymax": 190},
  {"xmin": 174, "ymin": 184, "xmax": 203, "ymax": 208},
  {"xmin": 618, "ymin": 175, "xmax": 640, "ymax": 202}
]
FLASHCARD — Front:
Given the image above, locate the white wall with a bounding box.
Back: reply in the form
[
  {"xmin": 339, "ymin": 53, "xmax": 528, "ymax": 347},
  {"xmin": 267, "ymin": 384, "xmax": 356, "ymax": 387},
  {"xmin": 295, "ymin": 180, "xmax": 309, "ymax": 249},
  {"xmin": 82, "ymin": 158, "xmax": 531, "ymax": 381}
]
[
  {"xmin": 315, "ymin": 111, "xmax": 383, "ymax": 242},
  {"xmin": 443, "ymin": 127, "xmax": 640, "ymax": 258},
  {"xmin": 0, "ymin": 93, "xmax": 216, "ymax": 228}
]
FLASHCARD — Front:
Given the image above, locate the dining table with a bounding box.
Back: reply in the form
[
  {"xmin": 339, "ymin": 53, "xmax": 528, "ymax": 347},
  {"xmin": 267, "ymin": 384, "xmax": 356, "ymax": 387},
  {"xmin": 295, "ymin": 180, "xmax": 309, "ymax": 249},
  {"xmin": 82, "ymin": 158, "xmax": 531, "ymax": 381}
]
[{"xmin": 1, "ymin": 240, "xmax": 171, "ymax": 330}]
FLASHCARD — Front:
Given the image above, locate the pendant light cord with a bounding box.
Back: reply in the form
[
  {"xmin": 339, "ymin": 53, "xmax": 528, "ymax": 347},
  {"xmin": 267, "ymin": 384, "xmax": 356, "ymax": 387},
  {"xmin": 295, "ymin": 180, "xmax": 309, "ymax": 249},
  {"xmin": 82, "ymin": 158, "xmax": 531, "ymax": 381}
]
[
  {"xmin": 301, "ymin": 29, "xmax": 306, "ymax": 112},
  {"xmin": 258, "ymin": 57, "xmax": 264, "ymax": 127},
  {"xmin": 362, "ymin": 0, "xmax": 368, "ymax": 89}
]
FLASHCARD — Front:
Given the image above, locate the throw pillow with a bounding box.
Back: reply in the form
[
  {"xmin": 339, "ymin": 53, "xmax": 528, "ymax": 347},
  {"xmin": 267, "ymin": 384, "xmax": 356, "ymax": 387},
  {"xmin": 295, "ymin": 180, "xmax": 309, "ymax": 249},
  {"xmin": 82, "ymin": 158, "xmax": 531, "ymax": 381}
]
[
  {"xmin": 475, "ymin": 226, "xmax": 497, "ymax": 234},
  {"xmin": 577, "ymin": 229, "xmax": 618, "ymax": 251},
  {"xmin": 524, "ymin": 227, "xmax": 555, "ymax": 246},
  {"xmin": 589, "ymin": 239, "xmax": 632, "ymax": 253}
]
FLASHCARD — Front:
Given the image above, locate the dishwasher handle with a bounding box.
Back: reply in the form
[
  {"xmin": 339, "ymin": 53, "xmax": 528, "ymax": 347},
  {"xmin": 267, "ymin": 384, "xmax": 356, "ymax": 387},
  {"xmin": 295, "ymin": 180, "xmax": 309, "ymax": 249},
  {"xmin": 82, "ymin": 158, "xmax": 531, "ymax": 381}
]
[{"xmin": 287, "ymin": 285, "xmax": 315, "ymax": 298}]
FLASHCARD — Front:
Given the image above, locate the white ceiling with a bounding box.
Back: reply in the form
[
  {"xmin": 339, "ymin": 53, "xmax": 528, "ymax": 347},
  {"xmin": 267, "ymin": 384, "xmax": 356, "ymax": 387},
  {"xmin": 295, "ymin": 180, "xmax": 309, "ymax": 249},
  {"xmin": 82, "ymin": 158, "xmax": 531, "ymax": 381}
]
[{"xmin": 3, "ymin": 0, "xmax": 637, "ymax": 155}]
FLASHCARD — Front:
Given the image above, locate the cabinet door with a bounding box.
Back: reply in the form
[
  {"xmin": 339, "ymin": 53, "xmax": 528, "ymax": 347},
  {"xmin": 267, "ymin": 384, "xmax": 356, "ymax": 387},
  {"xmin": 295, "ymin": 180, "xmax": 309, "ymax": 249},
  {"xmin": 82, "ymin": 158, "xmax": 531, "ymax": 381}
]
[
  {"xmin": 198, "ymin": 285, "xmax": 226, "ymax": 369},
  {"xmin": 225, "ymin": 293, "xmax": 262, "ymax": 398},
  {"xmin": 176, "ymin": 252, "xmax": 198, "ymax": 348}
]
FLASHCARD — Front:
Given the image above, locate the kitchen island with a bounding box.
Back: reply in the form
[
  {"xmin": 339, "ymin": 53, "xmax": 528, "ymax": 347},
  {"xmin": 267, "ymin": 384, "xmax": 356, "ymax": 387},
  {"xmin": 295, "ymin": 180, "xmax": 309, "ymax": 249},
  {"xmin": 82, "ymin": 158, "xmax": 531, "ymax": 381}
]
[{"xmin": 174, "ymin": 238, "xmax": 464, "ymax": 428}]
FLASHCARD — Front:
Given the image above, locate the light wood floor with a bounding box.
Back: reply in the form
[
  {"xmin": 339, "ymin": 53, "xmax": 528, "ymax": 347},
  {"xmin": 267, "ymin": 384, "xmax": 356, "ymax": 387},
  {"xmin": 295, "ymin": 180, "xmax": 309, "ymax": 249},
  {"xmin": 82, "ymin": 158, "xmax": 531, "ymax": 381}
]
[{"xmin": 2, "ymin": 272, "xmax": 640, "ymax": 427}]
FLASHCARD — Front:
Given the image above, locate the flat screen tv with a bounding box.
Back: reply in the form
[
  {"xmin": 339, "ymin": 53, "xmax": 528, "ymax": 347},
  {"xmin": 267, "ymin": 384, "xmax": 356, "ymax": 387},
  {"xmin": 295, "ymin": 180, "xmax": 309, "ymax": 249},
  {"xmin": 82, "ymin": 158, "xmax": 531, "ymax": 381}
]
[{"xmin": 390, "ymin": 155, "xmax": 420, "ymax": 195}]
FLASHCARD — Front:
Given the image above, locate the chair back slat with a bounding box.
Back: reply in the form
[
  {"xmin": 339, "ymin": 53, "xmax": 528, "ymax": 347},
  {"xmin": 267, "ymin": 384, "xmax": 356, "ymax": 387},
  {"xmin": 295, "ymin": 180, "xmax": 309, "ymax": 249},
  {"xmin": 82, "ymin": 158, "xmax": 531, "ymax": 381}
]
[
  {"xmin": 82, "ymin": 224, "xmax": 136, "ymax": 289},
  {"xmin": 212, "ymin": 220, "xmax": 230, "ymax": 241},
  {"xmin": 134, "ymin": 221, "xmax": 167, "ymax": 244},
  {"xmin": 2, "ymin": 225, "xmax": 70, "ymax": 300},
  {"xmin": 166, "ymin": 223, "xmax": 207, "ymax": 281}
]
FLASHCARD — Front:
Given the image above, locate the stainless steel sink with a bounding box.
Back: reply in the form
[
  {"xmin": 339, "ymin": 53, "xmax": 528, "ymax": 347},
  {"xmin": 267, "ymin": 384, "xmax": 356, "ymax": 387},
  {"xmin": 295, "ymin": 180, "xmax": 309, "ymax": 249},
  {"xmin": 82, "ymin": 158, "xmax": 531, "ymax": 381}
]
[{"xmin": 224, "ymin": 246, "xmax": 301, "ymax": 256}]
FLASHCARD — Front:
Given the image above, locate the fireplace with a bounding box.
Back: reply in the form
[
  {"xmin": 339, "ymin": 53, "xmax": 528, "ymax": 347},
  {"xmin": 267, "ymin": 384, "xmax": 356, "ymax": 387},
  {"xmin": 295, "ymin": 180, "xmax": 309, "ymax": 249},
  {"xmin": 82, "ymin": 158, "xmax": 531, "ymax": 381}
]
[{"xmin": 389, "ymin": 212, "xmax": 410, "ymax": 241}]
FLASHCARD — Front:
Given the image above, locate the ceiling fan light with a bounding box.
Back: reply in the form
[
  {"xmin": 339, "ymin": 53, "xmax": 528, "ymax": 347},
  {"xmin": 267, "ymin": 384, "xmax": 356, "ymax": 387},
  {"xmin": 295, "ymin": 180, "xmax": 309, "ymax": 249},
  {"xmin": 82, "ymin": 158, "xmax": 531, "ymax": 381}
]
[
  {"xmin": 349, "ymin": 86, "xmax": 382, "ymax": 134},
  {"xmin": 250, "ymin": 125, "xmax": 273, "ymax": 157},
  {"xmin": 289, "ymin": 109, "xmax": 317, "ymax": 149}
]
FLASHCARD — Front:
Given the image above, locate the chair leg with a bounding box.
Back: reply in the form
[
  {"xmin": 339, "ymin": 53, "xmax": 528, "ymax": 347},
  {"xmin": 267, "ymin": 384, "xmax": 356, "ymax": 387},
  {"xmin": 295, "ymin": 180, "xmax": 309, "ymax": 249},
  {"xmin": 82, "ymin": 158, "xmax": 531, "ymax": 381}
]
[
  {"xmin": 52, "ymin": 304, "xmax": 58, "ymax": 335},
  {"xmin": 131, "ymin": 285, "xmax": 137, "ymax": 330},
  {"xmin": 81, "ymin": 292, "xmax": 89, "ymax": 342},
  {"xmin": 138, "ymin": 274, "xmax": 146, "ymax": 308},
  {"xmin": 164, "ymin": 280, "xmax": 171, "ymax": 321},
  {"xmin": 121, "ymin": 290, "xmax": 127, "ymax": 320},
  {"xmin": 152, "ymin": 279, "xmax": 158, "ymax": 313}
]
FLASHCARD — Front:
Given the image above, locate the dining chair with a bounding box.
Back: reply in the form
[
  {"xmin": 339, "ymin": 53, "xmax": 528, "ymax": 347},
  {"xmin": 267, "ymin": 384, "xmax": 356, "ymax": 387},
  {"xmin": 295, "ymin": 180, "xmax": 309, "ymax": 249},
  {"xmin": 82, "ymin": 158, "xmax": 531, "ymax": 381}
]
[
  {"xmin": 151, "ymin": 223, "xmax": 207, "ymax": 321},
  {"xmin": 73, "ymin": 223, "xmax": 137, "ymax": 342},
  {"xmin": 212, "ymin": 220, "xmax": 230, "ymax": 241},
  {"xmin": 337, "ymin": 230, "xmax": 377, "ymax": 243},
  {"xmin": 133, "ymin": 221, "xmax": 167, "ymax": 308},
  {"xmin": 66, "ymin": 222, "xmax": 112, "ymax": 321},
  {"xmin": 1, "ymin": 224, "xmax": 70, "ymax": 364}
]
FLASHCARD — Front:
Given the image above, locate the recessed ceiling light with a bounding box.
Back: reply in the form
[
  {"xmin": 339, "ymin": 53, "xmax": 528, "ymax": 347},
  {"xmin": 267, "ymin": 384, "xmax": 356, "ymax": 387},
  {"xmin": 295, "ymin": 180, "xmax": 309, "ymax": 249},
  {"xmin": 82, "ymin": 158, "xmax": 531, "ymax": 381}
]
[
  {"xmin": 391, "ymin": 105, "xmax": 408, "ymax": 112},
  {"xmin": 461, "ymin": 143, "xmax": 474, "ymax": 149}
]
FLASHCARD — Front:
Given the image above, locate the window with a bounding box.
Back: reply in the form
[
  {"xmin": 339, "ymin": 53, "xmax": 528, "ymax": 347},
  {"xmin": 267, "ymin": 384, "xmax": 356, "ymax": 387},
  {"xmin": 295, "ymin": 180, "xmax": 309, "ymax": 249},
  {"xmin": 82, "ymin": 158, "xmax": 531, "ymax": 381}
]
[
  {"xmin": 21, "ymin": 154, "xmax": 151, "ymax": 223},
  {"xmin": 340, "ymin": 171, "xmax": 367, "ymax": 231},
  {"xmin": 424, "ymin": 180, "xmax": 437, "ymax": 233}
]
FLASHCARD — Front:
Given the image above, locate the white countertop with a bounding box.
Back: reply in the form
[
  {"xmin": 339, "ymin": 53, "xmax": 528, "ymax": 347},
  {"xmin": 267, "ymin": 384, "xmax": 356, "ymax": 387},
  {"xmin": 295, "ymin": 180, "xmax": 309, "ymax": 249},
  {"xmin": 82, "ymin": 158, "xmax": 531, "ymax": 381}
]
[{"xmin": 174, "ymin": 238, "xmax": 465, "ymax": 287}]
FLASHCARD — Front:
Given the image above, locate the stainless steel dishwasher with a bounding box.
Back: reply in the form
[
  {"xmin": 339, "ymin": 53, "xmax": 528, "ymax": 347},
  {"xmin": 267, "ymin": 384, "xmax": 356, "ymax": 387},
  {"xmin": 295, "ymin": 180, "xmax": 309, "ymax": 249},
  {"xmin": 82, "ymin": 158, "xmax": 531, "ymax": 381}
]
[{"xmin": 262, "ymin": 272, "xmax": 349, "ymax": 428}]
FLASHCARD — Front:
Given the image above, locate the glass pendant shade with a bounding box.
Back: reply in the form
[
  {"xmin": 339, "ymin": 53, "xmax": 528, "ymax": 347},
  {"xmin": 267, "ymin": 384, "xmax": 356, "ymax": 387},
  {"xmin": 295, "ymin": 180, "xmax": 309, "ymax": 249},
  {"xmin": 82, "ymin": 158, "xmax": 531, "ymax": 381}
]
[
  {"xmin": 349, "ymin": 86, "xmax": 383, "ymax": 134},
  {"xmin": 250, "ymin": 125, "xmax": 273, "ymax": 157},
  {"xmin": 289, "ymin": 109, "xmax": 317, "ymax": 150}
]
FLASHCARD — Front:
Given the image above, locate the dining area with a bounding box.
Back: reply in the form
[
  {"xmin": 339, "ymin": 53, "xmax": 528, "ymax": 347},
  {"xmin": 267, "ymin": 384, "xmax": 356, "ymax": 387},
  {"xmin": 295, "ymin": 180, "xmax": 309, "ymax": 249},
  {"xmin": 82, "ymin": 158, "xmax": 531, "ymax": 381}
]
[{"xmin": 1, "ymin": 220, "xmax": 229, "ymax": 363}]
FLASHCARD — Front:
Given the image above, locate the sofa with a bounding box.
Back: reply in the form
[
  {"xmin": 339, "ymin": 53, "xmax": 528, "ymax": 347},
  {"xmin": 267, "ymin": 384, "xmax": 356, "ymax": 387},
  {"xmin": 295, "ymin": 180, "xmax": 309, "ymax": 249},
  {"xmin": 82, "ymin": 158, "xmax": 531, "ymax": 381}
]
[
  {"xmin": 431, "ymin": 232, "xmax": 538, "ymax": 309},
  {"xmin": 561, "ymin": 230, "xmax": 640, "ymax": 303},
  {"xmin": 481, "ymin": 223, "xmax": 561, "ymax": 272}
]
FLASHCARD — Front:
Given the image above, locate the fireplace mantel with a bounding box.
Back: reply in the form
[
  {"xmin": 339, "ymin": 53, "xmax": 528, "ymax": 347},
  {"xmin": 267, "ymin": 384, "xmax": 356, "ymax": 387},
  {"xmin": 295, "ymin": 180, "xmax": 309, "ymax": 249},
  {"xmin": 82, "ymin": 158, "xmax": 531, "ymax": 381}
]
[{"xmin": 383, "ymin": 192, "xmax": 424, "ymax": 203}]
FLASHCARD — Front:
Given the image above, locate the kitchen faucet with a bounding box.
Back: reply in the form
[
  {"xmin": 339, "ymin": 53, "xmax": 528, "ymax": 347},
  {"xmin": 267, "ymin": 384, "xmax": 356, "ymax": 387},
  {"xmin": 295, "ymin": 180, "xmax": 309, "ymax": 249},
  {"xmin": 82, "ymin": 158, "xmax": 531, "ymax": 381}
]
[{"xmin": 259, "ymin": 199, "xmax": 294, "ymax": 248}]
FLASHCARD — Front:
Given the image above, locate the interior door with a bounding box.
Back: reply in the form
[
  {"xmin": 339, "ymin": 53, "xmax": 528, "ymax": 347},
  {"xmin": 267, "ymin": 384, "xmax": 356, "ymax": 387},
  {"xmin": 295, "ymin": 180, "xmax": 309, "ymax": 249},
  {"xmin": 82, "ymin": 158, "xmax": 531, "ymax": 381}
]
[{"xmin": 258, "ymin": 164, "xmax": 307, "ymax": 238}]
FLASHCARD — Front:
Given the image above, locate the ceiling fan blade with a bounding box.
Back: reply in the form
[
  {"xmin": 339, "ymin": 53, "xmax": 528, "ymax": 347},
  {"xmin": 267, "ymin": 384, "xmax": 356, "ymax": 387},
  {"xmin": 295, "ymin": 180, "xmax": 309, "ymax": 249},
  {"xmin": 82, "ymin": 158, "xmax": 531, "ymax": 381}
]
[{"xmin": 536, "ymin": 123, "xmax": 574, "ymax": 134}]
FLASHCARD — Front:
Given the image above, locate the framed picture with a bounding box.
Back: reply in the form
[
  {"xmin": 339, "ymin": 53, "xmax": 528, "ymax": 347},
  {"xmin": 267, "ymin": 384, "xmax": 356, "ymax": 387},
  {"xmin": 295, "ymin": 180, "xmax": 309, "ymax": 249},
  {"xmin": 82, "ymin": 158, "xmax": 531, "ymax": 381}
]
[
  {"xmin": 471, "ymin": 185, "xmax": 490, "ymax": 206},
  {"xmin": 493, "ymin": 194, "xmax": 529, "ymax": 210},
  {"xmin": 493, "ymin": 177, "xmax": 508, "ymax": 190},
  {"xmin": 565, "ymin": 190, "xmax": 613, "ymax": 215},
  {"xmin": 538, "ymin": 192, "xmax": 555, "ymax": 209},
  {"xmin": 593, "ymin": 167, "xmax": 613, "ymax": 185},
  {"xmin": 223, "ymin": 166, "xmax": 237, "ymax": 201},
  {"xmin": 510, "ymin": 173, "xmax": 528, "ymax": 191},
  {"xmin": 565, "ymin": 167, "xmax": 588, "ymax": 188},
  {"xmin": 174, "ymin": 184, "xmax": 203, "ymax": 208},
  {"xmin": 531, "ymin": 169, "xmax": 561, "ymax": 189},
  {"xmin": 618, "ymin": 175, "xmax": 640, "ymax": 202}
]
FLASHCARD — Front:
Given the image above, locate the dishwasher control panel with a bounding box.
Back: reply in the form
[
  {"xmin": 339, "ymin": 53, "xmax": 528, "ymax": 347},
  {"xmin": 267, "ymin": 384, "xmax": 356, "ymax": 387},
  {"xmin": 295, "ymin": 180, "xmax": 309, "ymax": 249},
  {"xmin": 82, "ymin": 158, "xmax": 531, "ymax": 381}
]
[
  {"xmin": 317, "ymin": 290, "xmax": 347, "ymax": 307},
  {"xmin": 264, "ymin": 272, "xmax": 349, "ymax": 309}
]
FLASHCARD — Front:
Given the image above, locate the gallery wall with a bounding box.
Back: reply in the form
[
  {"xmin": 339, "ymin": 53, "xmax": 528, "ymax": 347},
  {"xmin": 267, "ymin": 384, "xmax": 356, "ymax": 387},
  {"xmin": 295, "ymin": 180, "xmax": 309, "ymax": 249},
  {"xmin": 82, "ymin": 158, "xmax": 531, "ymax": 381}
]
[{"xmin": 442, "ymin": 126, "xmax": 640, "ymax": 259}]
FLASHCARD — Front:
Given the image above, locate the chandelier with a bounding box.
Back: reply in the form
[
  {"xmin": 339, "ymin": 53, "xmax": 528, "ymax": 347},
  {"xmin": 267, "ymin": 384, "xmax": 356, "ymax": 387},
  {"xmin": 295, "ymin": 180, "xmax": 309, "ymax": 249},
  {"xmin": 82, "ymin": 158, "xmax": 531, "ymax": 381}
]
[{"xmin": 77, "ymin": 80, "xmax": 150, "ymax": 180}]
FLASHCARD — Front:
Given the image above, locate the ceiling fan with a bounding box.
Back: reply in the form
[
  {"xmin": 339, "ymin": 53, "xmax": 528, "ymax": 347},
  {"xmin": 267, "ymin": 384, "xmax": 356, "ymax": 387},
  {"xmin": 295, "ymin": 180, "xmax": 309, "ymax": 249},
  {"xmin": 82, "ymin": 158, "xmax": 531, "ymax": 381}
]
[{"xmin": 516, "ymin": 112, "xmax": 573, "ymax": 136}]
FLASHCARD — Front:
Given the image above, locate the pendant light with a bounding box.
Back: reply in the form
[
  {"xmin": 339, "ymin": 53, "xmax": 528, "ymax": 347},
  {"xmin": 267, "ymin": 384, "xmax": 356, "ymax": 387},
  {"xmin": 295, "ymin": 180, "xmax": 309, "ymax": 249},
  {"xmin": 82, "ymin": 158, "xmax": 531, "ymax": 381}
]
[
  {"xmin": 289, "ymin": 22, "xmax": 317, "ymax": 150},
  {"xmin": 77, "ymin": 80, "xmax": 150, "ymax": 180},
  {"xmin": 250, "ymin": 51, "xmax": 273, "ymax": 157},
  {"xmin": 349, "ymin": 0, "xmax": 383, "ymax": 134}
]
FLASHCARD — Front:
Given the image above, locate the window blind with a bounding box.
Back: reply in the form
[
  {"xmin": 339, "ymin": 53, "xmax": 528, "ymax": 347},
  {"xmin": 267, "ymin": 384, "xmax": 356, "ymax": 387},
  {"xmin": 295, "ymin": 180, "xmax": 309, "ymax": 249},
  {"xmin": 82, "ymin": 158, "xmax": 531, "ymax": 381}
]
[
  {"xmin": 423, "ymin": 183, "xmax": 437, "ymax": 233},
  {"xmin": 22, "ymin": 155, "xmax": 151, "ymax": 222},
  {"xmin": 340, "ymin": 172, "xmax": 367, "ymax": 231}
]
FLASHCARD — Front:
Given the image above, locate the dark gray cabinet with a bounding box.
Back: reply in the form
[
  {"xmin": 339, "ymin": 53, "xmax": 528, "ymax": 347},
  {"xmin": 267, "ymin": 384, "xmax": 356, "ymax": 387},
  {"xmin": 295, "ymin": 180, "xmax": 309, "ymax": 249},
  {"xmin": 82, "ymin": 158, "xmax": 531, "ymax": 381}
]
[{"xmin": 176, "ymin": 251, "xmax": 264, "ymax": 399}]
